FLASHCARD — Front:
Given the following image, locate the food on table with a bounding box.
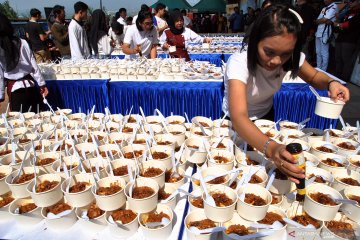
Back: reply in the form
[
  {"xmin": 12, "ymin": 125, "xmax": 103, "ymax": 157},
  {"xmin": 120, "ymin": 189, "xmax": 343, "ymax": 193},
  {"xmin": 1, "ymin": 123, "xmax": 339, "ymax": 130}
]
[
  {"xmin": 214, "ymin": 142, "xmax": 226, "ymax": 149},
  {"xmin": 36, "ymin": 180, "xmax": 59, "ymax": 193},
  {"xmin": 291, "ymin": 213, "xmax": 321, "ymax": 229},
  {"xmin": 157, "ymin": 141, "xmax": 173, "ymax": 146},
  {"xmin": 124, "ymin": 150, "xmax": 143, "ymax": 159},
  {"xmin": 339, "ymin": 178, "xmax": 360, "ymax": 186},
  {"xmin": 271, "ymin": 193, "xmax": 282, "ymax": 204},
  {"xmin": 170, "ymin": 131, "xmax": 182, "ymax": 135},
  {"xmin": 165, "ymin": 170, "xmax": 184, "ymax": 183},
  {"xmin": 194, "ymin": 131, "xmax": 205, "ymax": 136},
  {"xmin": 141, "ymin": 211, "xmax": 171, "ymax": 228},
  {"xmin": 85, "ymin": 166, "xmax": 104, "ymax": 173},
  {"xmin": 46, "ymin": 202, "xmax": 71, "ymax": 215},
  {"xmin": 321, "ymin": 158, "xmax": 344, "ymax": 167},
  {"xmin": 187, "ymin": 145, "xmax": 199, "ymax": 150},
  {"xmin": 309, "ymin": 192, "xmax": 337, "ymax": 206},
  {"xmin": 0, "ymin": 193, "xmax": 14, "ymax": 208},
  {"xmin": 132, "ymin": 186, "xmax": 155, "ymax": 199},
  {"xmin": 326, "ymin": 220, "xmax": 356, "ymax": 240},
  {"xmin": 0, "ymin": 150, "xmax": 12, "ymax": 156},
  {"xmin": 199, "ymin": 122, "xmax": 209, "ymax": 127},
  {"xmin": 258, "ymin": 212, "xmax": 285, "ymax": 225},
  {"xmin": 337, "ymin": 142, "xmax": 356, "ymax": 150},
  {"xmin": 282, "ymin": 125, "xmax": 297, "ymax": 129},
  {"xmin": 19, "ymin": 138, "xmax": 31, "ymax": 144},
  {"xmin": 158, "ymin": 189, "xmax": 171, "ymax": 200},
  {"xmin": 169, "ymin": 121, "xmax": 182, "ymax": 124},
  {"xmin": 190, "ymin": 197, "xmax": 204, "ymax": 208},
  {"xmin": 140, "ymin": 167, "xmax": 163, "ymax": 178},
  {"xmin": 0, "ymin": 172, "xmax": 6, "ymax": 180},
  {"xmin": 59, "ymin": 163, "xmax": 78, "ymax": 171},
  {"xmin": 111, "ymin": 209, "xmax": 137, "ymax": 224},
  {"xmin": 316, "ymin": 146, "xmax": 334, "ymax": 153},
  {"xmin": 100, "ymin": 150, "xmax": 118, "ymax": 158},
  {"xmin": 122, "ymin": 127, "xmax": 133, "ymax": 133},
  {"xmin": 206, "ymin": 176, "xmax": 226, "ymax": 185},
  {"xmin": 210, "ymin": 192, "xmax": 233, "ymax": 207},
  {"xmin": 96, "ymin": 182, "xmax": 122, "ymax": 196},
  {"xmin": 133, "ymin": 139, "xmax": 146, "ymax": 144},
  {"xmin": 329, "ymin": 130, "xmax": 339, "ymax": 137},
  {"xmin": 348, "ymin": 195, "xmax": 360, "ymax": 205},
  {"xmin": 308, "ymin": 174, "xmax": 327, "ymax": 184},
  {"xmin": 288, "ymin": 135, "xmax": 299, "ymax": 139},
  {"xmin": 36, "ymin": 158, "xmax": 56, "ymax": 166},
  {"xmin": 244, "ymin": 193, "xmax": 267, "ymax": 206},
  {"xmin": 238, "ymin": 173, "xmax": 263, "ymax": 184},
  {"xmin": 87, "ymin": 202, "xmax": 104, "ymax": 219},
  {"xmin": 13, "ymin": 173, "xmax": 35, "ymax": 184},
  {"xmin": 225, "ymin": 224, "xmax": 252, "ymax": 236},
  {"xmin": 113, "ymin": 166, "xmax": 129, "ymax": 176},
  {"xmin": 19, "ymin": 203, "xmax": 37, "ymax": 214},
  {"xmin": 188, "ymin": 219, "xmax": 216, "ymax": 230},
  {"xmin": 69, "ymin": 182, "xmax": 91, "ymax": 193},
  {"xmin": 213, "ymin": 155, "xmax": 230, "ymax": 164},
  {"xmin": 351, "ymin": 160, "xmax": 360, "ymax": 167},
  {"xmin": 152, "ymin": 151, "xmax": 169, "ymax": 159}
]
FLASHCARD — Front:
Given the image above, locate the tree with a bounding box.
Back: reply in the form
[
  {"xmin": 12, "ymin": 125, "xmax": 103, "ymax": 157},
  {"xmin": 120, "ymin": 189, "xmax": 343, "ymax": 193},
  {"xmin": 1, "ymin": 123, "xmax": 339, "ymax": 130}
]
[{"xmin": 0, "ymin": 0, "xmax": 18, "ymax": 19}]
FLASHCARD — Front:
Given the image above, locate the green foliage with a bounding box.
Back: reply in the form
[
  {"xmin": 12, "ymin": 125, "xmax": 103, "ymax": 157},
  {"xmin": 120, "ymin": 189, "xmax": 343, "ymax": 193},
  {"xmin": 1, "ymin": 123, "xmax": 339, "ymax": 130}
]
[{"xmin": 0, "ymin": 0, "xmax": 18, "ymax": 19}]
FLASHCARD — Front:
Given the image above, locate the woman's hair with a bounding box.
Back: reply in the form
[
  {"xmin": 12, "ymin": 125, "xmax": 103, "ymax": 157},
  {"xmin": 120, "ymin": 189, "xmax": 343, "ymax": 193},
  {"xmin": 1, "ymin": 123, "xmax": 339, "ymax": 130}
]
[
  {"xmin": 0, "ymin": 12, "xmax": 21, "ymax": 72},
  {"xmin": 111, "ymin": 21, "xmax": 124, "ymax": 35},
  {"xmin": 135, "ymin": 10, "xmax": 153, "ymax": 31},
  {"xmin": 247, "ymin": 4, "xmax": 303, "ymax": 78},
  {"xmin": 168, "ymin": 10, "xmax": 184, "ymax": 35},
  {"xmin": 89, "ymin": 9, "xmax": 108, "ymax": 55}
]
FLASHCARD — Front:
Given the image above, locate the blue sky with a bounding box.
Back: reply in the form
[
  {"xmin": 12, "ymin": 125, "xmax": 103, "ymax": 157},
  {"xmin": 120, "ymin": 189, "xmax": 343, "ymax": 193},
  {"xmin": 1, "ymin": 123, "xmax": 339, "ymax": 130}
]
[{"xmin": 4, "ymin": 0, "xmax": 202, "ymax": 17}]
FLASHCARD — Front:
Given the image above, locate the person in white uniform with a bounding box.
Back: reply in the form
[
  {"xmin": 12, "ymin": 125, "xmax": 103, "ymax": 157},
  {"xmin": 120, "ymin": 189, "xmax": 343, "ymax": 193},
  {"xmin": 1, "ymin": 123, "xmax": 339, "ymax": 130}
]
[
  {"xmin": 108, "ymin": 21, "xmax": 125, "ymax": 47},
  {"xmin": 315, "ymin": 0, "xmax": 338, "ymax": 71},
  {"xmin": 89, "ymin": 9, "xmax": 113, "ymax": 58},
  {"xmin": 0, "ymin": 13, "xmax": 48, "ymax": 112},
  {"xmin": 117, "ymin": 8, "xmax": 127, "ymax": 26},
  {"xmin": 224, "ymin": 4, "xmax": 349, "ymax": 183},
  {"xmin": 68, "ymin": 1, "xmax": 90, "ymax": 60},
  {"xmin": 154, "ymin": 3, "xmax": 168, "ymax": 37},
  {"xmin": 122, "ymin": 10, "xmax": 159, "ymax": 59}
]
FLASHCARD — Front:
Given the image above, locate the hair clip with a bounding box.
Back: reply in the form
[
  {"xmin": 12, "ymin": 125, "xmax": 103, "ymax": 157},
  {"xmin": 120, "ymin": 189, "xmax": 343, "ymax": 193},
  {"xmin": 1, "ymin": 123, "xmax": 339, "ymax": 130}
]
[{"xmin": 288, "ymin": 8, "xmax": 304, "ymax": 24}]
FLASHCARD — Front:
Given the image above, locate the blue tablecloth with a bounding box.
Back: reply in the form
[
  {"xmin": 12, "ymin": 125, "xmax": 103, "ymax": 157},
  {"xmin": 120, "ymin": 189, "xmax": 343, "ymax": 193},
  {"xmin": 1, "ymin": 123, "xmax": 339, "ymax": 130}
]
[
  {"xmin": 109, "ymin": 81, "xmax": 224, "ymax": 120},
  {"xmin": 46, "ymin": 79, "xmax": 110, "ymax": 114}
]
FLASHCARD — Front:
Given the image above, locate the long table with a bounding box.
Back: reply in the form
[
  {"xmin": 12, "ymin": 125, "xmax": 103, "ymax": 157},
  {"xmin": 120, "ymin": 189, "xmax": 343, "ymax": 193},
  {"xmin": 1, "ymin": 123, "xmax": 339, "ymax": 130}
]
[{"xmin": 45, "ymin": 79, "xmax": 337, "ymax": 129}]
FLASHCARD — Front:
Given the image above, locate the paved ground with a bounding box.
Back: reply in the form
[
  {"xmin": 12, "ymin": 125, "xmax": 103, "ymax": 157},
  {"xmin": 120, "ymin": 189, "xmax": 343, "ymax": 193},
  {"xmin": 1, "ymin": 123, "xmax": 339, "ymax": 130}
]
[{"xmin": 1, "ymin": 82, "xmax": 359, "ymax": 129}]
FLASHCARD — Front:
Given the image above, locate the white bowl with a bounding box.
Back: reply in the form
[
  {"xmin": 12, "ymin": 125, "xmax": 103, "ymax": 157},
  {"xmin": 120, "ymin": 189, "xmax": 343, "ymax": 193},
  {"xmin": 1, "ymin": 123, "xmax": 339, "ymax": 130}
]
[
  {"xmin": 138, "ymin": 160, "xmax": 166, "ymax": 188},
  {"xmin": 279, "ymin": 121, "xmax": 299, "ymax": 130},
  {"xmin": 256, "ymin": 205, "xmax": 288, "ymax": 240},
  {"xmin": 315, "ymin": 97, "xmax": 345, "ymax": 119},
  {"xmin": 75, "ymin": 203, "xmax": 107, "ymax": 233},
  {"xmin": 0, "ymin": 165, "xmax": 12, "ymax": 195},
  {"xmin": 41, "ymin": 202, "xmax": 77, "ymax": 231},
  {"xmin": 348, "ymin": 155, "xmax": 360, "ymax": 171},
  {"xmin": 286, "ymin": 204, "xmax": 323, "ymax": 236},
  {"xmin": 333, "ymin": 138, "xmax": 359, "ymax": 156},
  {"xmin": 208, "ymin": 149, "xmax": 235, "ymax": 171},
  {"xmin": 342, "ymin": 186, "xmax": 360, "ymax": 223},
  {"xmin": 223, "ymin": 212, "xmax": 255, "ymax": 240},
  {"xmin": 185, "ymin": 209, "xmax": 220, "ymax": 240},
  {"xmin": 150, "ymin": 145, "xmax": 173, "ymax": 171},
  {"xmin": 61, "ymin": 173, "xmax": 95, "ymax": 208},
  {"xmin": 106, "ymin": 207, "xmax": 139, "ymax": 238},
  {"xmin": 332, "ymin": 169, "xmax": 360, "ymax": 196},
  {"xmin": 182, "ymin": 137, "xmax": 207, "ymax": 164},
  {"xmin": 306, "ymin": 166, "xmax": 334, "ymax": 185},
  {"xmin": 8, "ymin": 198, "xmax": 42, "ymax": 225},
  {"xmin": 92, "ymin": 176, "xmax": 126, "ymax": 211},
  {"xmin": 320, "ymin": 212, "xmax": 360, "ymax": 239},
  {"xmin": 317, "ymin": 153, "xmax": 348, "ymax": 174}
]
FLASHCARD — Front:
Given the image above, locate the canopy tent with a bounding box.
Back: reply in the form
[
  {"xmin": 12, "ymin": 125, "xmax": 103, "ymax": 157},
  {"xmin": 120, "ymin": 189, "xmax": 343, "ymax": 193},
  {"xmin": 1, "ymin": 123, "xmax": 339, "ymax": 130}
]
[
  {"xmin": 192, "ymin": 0, "xmax": 226, "ymax": 13},
  {"xmin": 151, "ymin": 0, "xmax": 192, "ymax": 11}
]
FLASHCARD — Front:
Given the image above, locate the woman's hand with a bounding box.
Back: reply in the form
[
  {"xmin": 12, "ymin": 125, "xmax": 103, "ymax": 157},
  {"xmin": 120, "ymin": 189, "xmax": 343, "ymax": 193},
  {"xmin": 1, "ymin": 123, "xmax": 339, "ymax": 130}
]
[
  {"xmin": 162, "ymin": 42, "xmax": 170, "ymax": 50},
  {"xmin": 328, "ymin": 80, "xmax": 350, "ymax": 102},
  {"xmin": 269, "ymin": 143, "xmax": 305, "ymax": 184},
  {"xmin": 204, "ymin": 38, "xmax": 212, "ymax": 43},
  {"xmin": 40, "ymin": 86, "xmax": 49, "ymax": 97}
]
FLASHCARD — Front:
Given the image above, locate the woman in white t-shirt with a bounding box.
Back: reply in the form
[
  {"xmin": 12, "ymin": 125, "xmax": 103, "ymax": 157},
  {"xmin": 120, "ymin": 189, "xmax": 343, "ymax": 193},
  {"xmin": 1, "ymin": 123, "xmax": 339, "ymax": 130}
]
[
  {"xmin": 224, "ymin": 4, "xmax": 350, "ymax": 183},
  {"xmin": 108, "ymin": 21, "xmax": 125, "ymax": 47},
  {"xmin": 122, "ymin": 10, "xmax": 159, "ymax": 59}
]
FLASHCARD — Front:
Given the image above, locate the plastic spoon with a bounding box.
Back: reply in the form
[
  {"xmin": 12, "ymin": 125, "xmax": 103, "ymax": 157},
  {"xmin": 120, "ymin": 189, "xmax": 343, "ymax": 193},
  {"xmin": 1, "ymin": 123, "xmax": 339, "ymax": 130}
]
[
  {"xmin": 193, "ymin": 119, "xmax": 207, "ymax": 136},
  {"xmin": 265, "ymin": 172, "xmax": 276, "ymax": 190},
  {"xmin": 339, "ymin": 115, "xmax": 347, "ymax": 132},
  {"xmin": 309, "ymin": 86, "xmax": 321, "ymax": 100},
  {"xmin": 203, "ymin": 168, "xmax": 242, "ymax": 182},
  {"xmin": 250, "ymin": 221, "xmax": 283, "ymax": 230},
  {"xmin": 227, "ymin": 231, "xmax": 273, "ymax": 240},
  {"xmin": 199, "ymin": 172, "xmax": 216, "ymax": 207},
  {"xmin": 189, "ymin": 226, "xmax": 226, "ymax": 235},
  {"xmin": 184, "ymin": 112, "xmax": 190, "ymax": 124},
  {"xmin": 144, "ymin": 217, "xmax": 171, "ymax": 229},
  {"xmin": 177, "ymin": 189, "xmax": 201, "ymax": 198},
  {"xmin": 298, "ymin": 118, "xmax": 310, "ymax": 130},
  {"xmin": 12, "ymin": 147, "xmax": 31, "ymax": 183},
  {"xmin": 282, "ymin": 218, "xmax": 315, "ymax": 229}
]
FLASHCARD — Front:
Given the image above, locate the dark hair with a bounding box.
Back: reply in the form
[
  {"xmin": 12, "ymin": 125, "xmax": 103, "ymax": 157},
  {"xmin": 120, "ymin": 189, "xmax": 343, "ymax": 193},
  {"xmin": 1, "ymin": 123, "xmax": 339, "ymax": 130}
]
[
  {"xmin": 168, "ymin": 10, "xmax": 184, "ymax": 35},
  {"xmin": 261, "ymin": 0, "xmax": 274, "ymax": 9},
  {"xmin": 155, "ymin": 3, "xmax": 166, "ymax": 12},
  {"xmin": 0, "ymin": 13, "xmax": 21, "ymax": 72},
  {"xmin": 119, "ymin": 8, "xmax": 126, "ymax": 14},
  {"xmin": 111, "ymin": 21, "xmax": 124, "ymax": 35},
  {"xmin": 89, "ymin": 9, "xmax": 107, "ymax": 55},
  {"xmin": 30, "ymin": 8, "xmax": 41, "ymax": 17},
  {"xmin": 112, "ymin": 11, "xmax": 120, "ymax": 22},
  {"xmin": 126, "ymin": 16, "xmax": 133, "ymax": 22},
  {"xmin": 136, "ymin": 10, "xmax": 153, "ymax": 31},
  {"xmin": 247, "ymin": 4, "xmax": 303, "ymax": 78},
  {"xmin": 53, "ymin": 5, "xmax": 65, "ymax": 18},
  {"xmin": 140, "ymin": 4, "xmax": 150, "ymax": 12},
  {"xmin": 181, "ymin": 9, "xmax": 187, "ymax": 14},
  {"xmin": 74, "ymin": 1, "xmax": 88, "ymax": 14}
]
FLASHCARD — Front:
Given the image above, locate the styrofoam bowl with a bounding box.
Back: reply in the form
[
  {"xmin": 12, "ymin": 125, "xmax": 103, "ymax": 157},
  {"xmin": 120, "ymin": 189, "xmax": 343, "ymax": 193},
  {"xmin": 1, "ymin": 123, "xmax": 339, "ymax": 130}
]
[
  {"xmin": 315, "ymin": 97, "xmax": 345, "ymax": 119},
  {"xmin": 8, "ymin": 197, "xmax": 42, "ymax": 225},
  {"xmin": 92, "ymin": 176, "xmax": 126, "ymax": 211},
  {"xmin": 342, "ymin": 186, "xmax": 360, "ymax": 223},
  {"xmin": 185, "ymin": 209, "xmax": 220, "ymax": 240},
  {"xmin": 332, "ymin": 169, "xmax": 360, "ymax": 196},
  {"xmin": 61, "ymin": 173, "xmax": 95, "ymax": 208}
]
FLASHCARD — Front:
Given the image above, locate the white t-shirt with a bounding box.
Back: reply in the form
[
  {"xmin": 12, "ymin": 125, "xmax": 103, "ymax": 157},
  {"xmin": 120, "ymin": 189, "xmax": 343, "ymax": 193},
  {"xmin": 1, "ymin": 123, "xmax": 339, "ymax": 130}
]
[
  {"xmin": 159, "ymin": 28, "xmax": 203, "ymax": 48},
  {"xmin": 183, "ymin": 16, "xmax": 192, "ymax": 28},
  {"xmin": 97, "ymin": 35, "xmax": 113, "ymax": 56},
  {"xmin": 315, "ymin": 2, "xmax": 338, "ymax": 40},
  {"xmin": 108, "ymin": 28, "xmax": 125, "ymax": 47},
  {"xmin": 222, "ymin": 51, "xmax": 305, "ymax": 119},
  {"xmin": 68, "ymin": 19, "xmax": 90, "ymax": 60},
  {"xmin": 155, "ymin": 16, "xmax": 167, "ymax": 30},
  {"xmin": 123, "ymin": 25, "xmax": 159, "ymax": 58},
  {"xmin": 117, "ymin": 16, "xmax": 127, "ymax": 26}
]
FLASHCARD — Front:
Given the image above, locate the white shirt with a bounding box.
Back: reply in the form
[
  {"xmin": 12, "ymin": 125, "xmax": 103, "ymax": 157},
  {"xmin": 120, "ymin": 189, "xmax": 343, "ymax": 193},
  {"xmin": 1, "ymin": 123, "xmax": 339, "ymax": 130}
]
[
  {"xmin": 155, "ymin": 16, "xmax": 167, "ymax": 30},
  {"xmin": 183, "ymin": 16, "xmax": 192, "ymax": 28},
  {"xmin": 159, "ymin": 28, "xmax": 203, "ymax": 48},
  {"xmin": 123, "ymin": 25, "xmax": 159, "ymax": 58},
  {"xmin": 68, "ymin": 19, "xmax": 90, "ymax": 60},
  {"xmin": 108, "ymin": 28, "xmax": 125, "ymax": 47},
  {"xmin": 315, "ymin": 2, "xmax": 338, "ymax": 39},
  {"xmin": 132, "ymin": 15, "xmax": 138, "ymax": 24},
  {"xmin": 0, "ymin": 39, "xmax": 45, "ymax": 100},
  {"xmin": 97, "ymin": 35, "xmax": 113, "ymax": 56},
  {"xmin": 222, "ymin": 51, "xmax": 305, "ymax": 119},
  {"xmin": 117, "ymin": 16, "xmax": 127, "ymax": 26}
]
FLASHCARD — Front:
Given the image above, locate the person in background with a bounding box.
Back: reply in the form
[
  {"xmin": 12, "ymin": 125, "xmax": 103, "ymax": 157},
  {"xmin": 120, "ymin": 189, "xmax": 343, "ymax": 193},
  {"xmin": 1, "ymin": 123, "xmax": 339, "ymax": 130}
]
[
  {"xmin": 218, "ymin": 13, "xmax": 227, "ymax": 33},
  {"xmin": 0, "ymin": 13, "xmax": 48, "ymax": 112},
  {"xmin": 108, "ymin": 21, "xmax": 124, "ymax": 48},
  {"xmin": 160, "ymin": 11, "xmax": 211, "ymax": 61},
  {"xmin": 51, "ymin": 5, "xmax": 71, "ymax": 59},
  {"xmin": 229, "ymin": 7, "xmax": 242, "ymax": 33},
  {"xmin": 154, "ymin": 3, "xmax": 168, "ymax": 37},
  {"xmin": 201, "ymin": 12, "xmax": 212, "ymax": 33},
  {"xmin": 315, "ymin": 0, "xmax": 338, "ymax": 71},
  {"xmin": 122, "ymin": 10, "xmax": 158, "ymax": 59},
  {"xmin": 117, "ymin": 8, "xmax": 127, "ymax": 26},
  {"xmin": 132, "ymin": 4, "xmax": 150, "ymax": 24},
  {"xmin": 244, "ymin": 7, "xmax": 256, "ymax": 31},
  {"xmin": 224, "ymin": 4, "xmax": 349, "ymax": 183},
  {"xmin": 68, "ymin": 1, "xmax": 90, "ymax": 60},
  {"xmin": 25, "ymin": 8, "xmax": 51, "ymax": 63},
  {"xmin": 126, "ymin": 16, "xmax": 133, "ymax": 26},
  {"xmin": 333, "ymin": 0, "xmax": 360, "ymax": 82},
  {"xmin": 211, "ymin": 13, "xmax": 219, "ymax": 33},
  {"xmin": 89, "ymin": 9, "xmax": 113, "ymax": 58},
  {"xmin": 181, "ymin": 9, "xmax": 192, "ymax": 28}
]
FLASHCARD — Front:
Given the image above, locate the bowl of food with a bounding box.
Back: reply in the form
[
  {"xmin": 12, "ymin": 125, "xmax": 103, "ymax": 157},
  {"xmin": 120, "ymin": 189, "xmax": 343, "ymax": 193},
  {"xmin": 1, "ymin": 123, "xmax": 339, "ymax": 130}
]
[
  {"xmin": 183, "ymin": 137, "xmax": 208, "ymax": 165},
  {"xmin": 0, "ymin": 165, "xmax": 12, "ymax": 195},
  {"xmin": 207, "ymin": 149, "xmax": 235, "ymax": 171},
  {"xmin": 320, "ymin": 212, "xmax": 359, "ymax": 240},
  {"xmin": 348, "ymin": 155, "xmax": 360, "ymax": 171},
  {"xmin": 106, "ymin": 158, "xmax": 136, "ymax": 183},
  {"xmin": 306, "ymin": 167, "xmax": 333, "ymax": 185},
  {"xmin": 138, "ymin": 160, "xmax": 166, "ymax": 188},
  {"xmin": 332, "ymin": 169, "xmax": 360, "ymax": 195},
  {"xmin": 92, "ymin": 176, "xmax": 126, "ymax": 211},
  {"xmin": 150, "ymin": 145, "xmax": 173, "ymax": 171},
  {"xmin": 223, "ymin": 212, "xmax": 255, "ymax": 240},
  {"xmin": 279, "ymin": 121, "xmax": 299, "ymax": 130},
  {"xmin": 75, "ymin": 202, "xmax": 107, "ymax": 233},
  {"xmin": 342, "ymin": 186, "xmax": 360, "ymax": 223},
  {"xmin": 41, "ymin": 200, "xmax": 77, "ymax": 231},
  {"xmin": 106, "ymin": 206, "xmax": 139, "ymax": 238},
  {"xmin": 255, "ymin": 205, "xmax": 287, "ymax": 240},
  {"xmin": 318, "ymin": 153, "xmax": 348, "ymax": 174},
  {"xmin": 185, "ymin": 209, "xmax": 220, "ymax": 240},
  {"xmin": 315, "ymin": 97, "xmax": 345, "ymax": 119},
  {"xmin": 158, "ymin": 184, "xmax": 178, "ymax": 210},
  {"xmin": 310, "ymin": 141, "xmax": 339, "ymax": 158},
  {"xmin": 333, "ymin": 138, "xmax": 359, "ymax": 156},
  {"xmin": 286, "ymin": 204, "xmax": 323, "ymax": 236},
  {"xmin": 9, "ymin": 197, "xmax": 42, "ymax": 225},
  {"xmin": 61, "ymin": 173, "xmax": 95, "ymax": 208},
  {"xmin": 27, "ymin": 173, "xmax": 62, "ymax": 207}
]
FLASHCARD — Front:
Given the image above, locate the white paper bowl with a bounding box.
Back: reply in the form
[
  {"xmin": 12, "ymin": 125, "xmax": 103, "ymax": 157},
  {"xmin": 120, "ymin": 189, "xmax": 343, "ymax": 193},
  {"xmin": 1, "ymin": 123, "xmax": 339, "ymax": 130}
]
[
  {"xmin": 348, "ymin": 155, "xmax": 360, "ymax": 172},
  {"xmin": 106, "ymin": 158, "xmax": 136, "ymax": 183},
  {"xmin": 154, "ymin": 134, "xmax": 176, "ymax": 150},
  {"xmin": 279, "ymin": 121, "xmax": 299, "ymax": 130},
  {"xmin": 138, "ymin": 160, "xmax": 166, "ymax": 189},
  {"xmin": 236, "ymin": 151, "xmax": 266, "ymax": 168},
  {"xmin": 159, "ymin": 184, "xmax": 178, "ymax": 210},
  {"xmin": 150, "ymin": 145, "xmax": 173, "ymax": 171},
  {"xmin": 125, "ymin": 177, "xmax": 159, "ymax": 213},
  {"xmin": 188, "ymin": 188, "xmax": 204, "ymax": 212},
  {"xmin": 213, "ymin": 119, "xmax": 232, "ymax": 129},
  {"xmin": 185, "ymin": 209, "xmax": 220, "ymax": 240},
  {"xmin": 138, "ymin": 204, "xmax": 173, "ymax": 240},
  {"xmin": 51, "ymin": 157, "xmax": 79, "ymax": 179},
  {"xmin": 209, "ymin": 137, "xmax": 234, "ymax": 153},
  {"xmin": 304, "ymin": 183, "xmax": 343, "ymax": 221},
  {"xmin": 280, "ymin": 129, "xmax": 305, "ymax": 141},
  {"xmin": 303, "ymin": 152, "xmax": 320, "ymax": 167},
  {"xmin": 306, "ymin": 166, "xmax": 334, "ymax": 185},
  {"xmin": 5, "ymin": 166, "xmax": 43, "ymax": 198},
  {"xmin": 121, "ymin": 144, "xmax": 147, "ymax": 161},
  {"xmin": 31, "ymin": 152, "xmax": 61, "ymax": 174},
  {"xmin": 41, "ymin": 202, "xmax": 77, "ymax": 231},
  {"xmin": 196, "ymin": 167, "xmax": 230, "ymax": 189},
  {"xmin": 236, "ymin": 184, "xmax": 272, "ymax": 221},
  {"xmin": 166, "ymin": 115, "xmax": 186, "ymax": 125},
  {"xmin": 317, "ymin": 153, "xmax": 348, "ymax": 174},
  {"xmin": 106, "ymin": 207, "xmax": 139, "ymax": 238},
  {"xmin": 61, "ymin": 173, "xmax": 95, "ymax": 208},
  {"xmin": 0, "ymin": 165, "xmax": 12, "ymax": 195},
  {"xmin": 342, "ymin": 186, "xmax": 360, "ymax": 223},
  {"xmin": 8, "ymin": 198, "xmax": 42, "ymax": 225},
  {"xmin": 75, "ymin": 203, "xmax": 107, "ymax": 233},
  {"xmin": 223, "ymin": 212, "xmax": 256, "ymax": 240},
  {"xmin": 82, "ymin": 157, "xmax": 109, "ymax": 179},
  {"xmin": 333, "ymin": 138, "xmax": 359, "ymax": 156},
  {"xmin": 255, "ymin": 119, "xmax": 276, "ymax": 128},
  {"xmin": 183, "ymin": 137, "xmax": 207, "ymax": 164},
  {"xmin": 315, "ymin": 97, "xmax": 345, "ymax": 119},
  {"xmin": 256, "ymin": 205, "xmax": 287, "ymax": 240},
  {"xmin": 202, "ymin": 184, "xmax": 237, "ymax": 222},
  {"xmin": 310, "ymin": 141, "xmax": 339, "ymax": 159},
  {"xmin": 92, "ymin": 176, "xmax": 126, "ymax": 211},
  {"xmin": 27, "ymin": 173, "xmax": 63, "ymax": 207},
  {"xmin": 332, "ymin": 169, "xmax": 360, "ymax": 196},
  {"xmin": 98, "ymin": 144, "xmax": 121, "ymax": 159},
  {"xmin": 320, "ymin": 212, "xmax": 360, "ymax": 239},
  {"xmin": 207, "ymin": 149, "xmax": 235, "ymax": 171},
  {"xmin": 0, "ymin": 192, "xmax": 15, "ymax": 220}
]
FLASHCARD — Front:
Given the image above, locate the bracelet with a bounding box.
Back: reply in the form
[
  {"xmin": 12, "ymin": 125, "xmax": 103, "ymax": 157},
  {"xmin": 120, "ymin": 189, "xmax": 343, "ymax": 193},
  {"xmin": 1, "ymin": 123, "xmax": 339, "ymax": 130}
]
[
  {"xmin": 327, "ymin": 79, "xmax": 340, "ymax": 90},
  {"xmin": 263, "ymin": 138, "xmax": 275, "ymax": 157}
]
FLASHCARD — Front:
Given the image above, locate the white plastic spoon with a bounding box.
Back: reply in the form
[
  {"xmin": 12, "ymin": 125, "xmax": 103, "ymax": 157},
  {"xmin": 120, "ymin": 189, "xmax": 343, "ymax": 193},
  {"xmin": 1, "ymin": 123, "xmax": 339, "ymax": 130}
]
[
  {"xmin": 145, "ymin": 217, "xmax": 171, "ymax": 229},
  {"xmin": 189, "ymin": 226, "xmax": 226, "ymax": 235},
  {"xmin": 309, "ymin": 86, "xmax": 321, "ymax": 100},
  {"xmin": 199, "ymin": 172, "xmax": 216, "ymax": 207}
]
